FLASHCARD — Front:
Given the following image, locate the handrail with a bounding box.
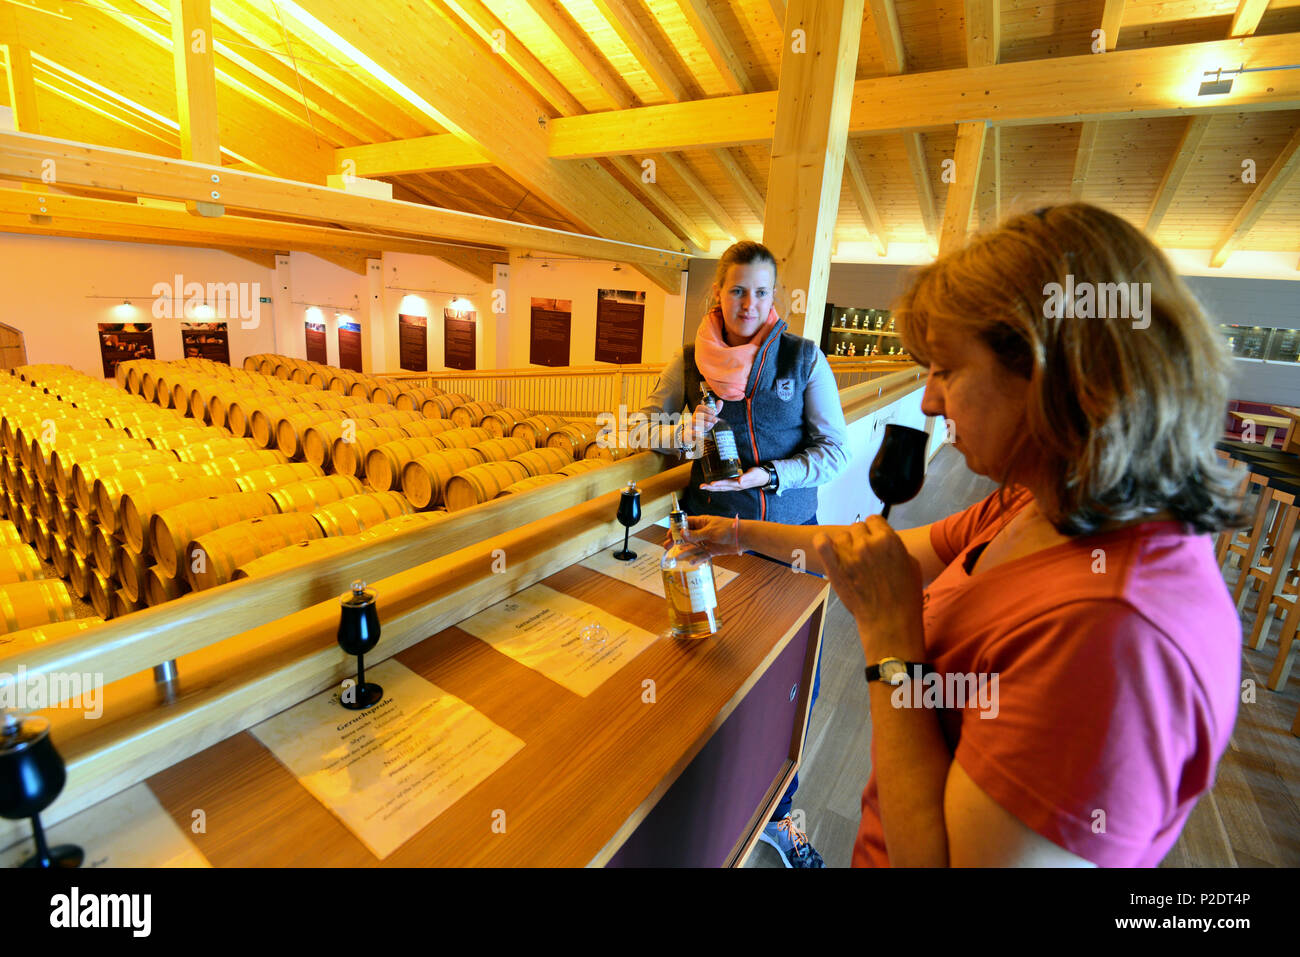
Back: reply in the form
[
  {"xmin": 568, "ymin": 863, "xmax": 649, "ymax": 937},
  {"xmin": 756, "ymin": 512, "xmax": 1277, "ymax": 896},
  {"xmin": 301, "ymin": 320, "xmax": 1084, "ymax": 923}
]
[{"xmin": 0, "ymin": 453, "xmax": 672, "ymax": 690}]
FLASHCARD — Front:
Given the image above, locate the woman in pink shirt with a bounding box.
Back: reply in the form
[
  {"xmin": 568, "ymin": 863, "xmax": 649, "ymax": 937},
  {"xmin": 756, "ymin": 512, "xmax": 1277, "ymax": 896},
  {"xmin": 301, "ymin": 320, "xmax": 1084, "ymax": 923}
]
[{"xmin": 684, "ymin": 203, "xmax": 1246, "ymax": 866}]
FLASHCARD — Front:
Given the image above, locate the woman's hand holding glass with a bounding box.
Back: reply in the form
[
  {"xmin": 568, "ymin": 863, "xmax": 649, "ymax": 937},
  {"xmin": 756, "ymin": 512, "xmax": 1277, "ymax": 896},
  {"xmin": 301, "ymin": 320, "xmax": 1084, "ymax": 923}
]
[{"xmin": 662, "ymin": 514, "xmax": 743, "ymax": 556}]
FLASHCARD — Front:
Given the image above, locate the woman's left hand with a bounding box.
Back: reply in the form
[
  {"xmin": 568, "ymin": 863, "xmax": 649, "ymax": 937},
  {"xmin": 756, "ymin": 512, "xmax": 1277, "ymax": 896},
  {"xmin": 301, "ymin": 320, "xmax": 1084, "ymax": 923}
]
[
  {"xmin": 812, "ymin": 516, "xmax": 926, "ymax": 661},
  {"xmin": 700, "ymin": 467, "xmax": 768, "ymax": 492}
]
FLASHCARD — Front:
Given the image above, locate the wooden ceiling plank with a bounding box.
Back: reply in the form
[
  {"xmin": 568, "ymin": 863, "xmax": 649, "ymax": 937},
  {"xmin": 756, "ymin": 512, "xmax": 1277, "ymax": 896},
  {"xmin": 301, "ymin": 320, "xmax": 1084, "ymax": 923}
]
[
  {"xmin": 216, "ymin": 0, "xmax": 430, "ymax": 140},
  {"xmin": 0, "ymin": 132, "xmax": 688, "ymax": 272},
  {"xmin": 420, "ymin": 245, "xmax": 499, "ymax": 284},
  {"xmin": 1230, "ymin": 0, "xmax": 1271, "ymax": 37},
  {"xmin": 1210, "ymin": 124, "xmax": 1300, "ymax": 267},
  {"xmin": 672, "ymin": 0, "xmax": 755, "ymax": 95},
  {"xmin": 661, "ymin": 152, "xmax": 750, "ymax": 242},
  {"xmin": 763, "ymin": 0, "xmax": 863, "ymax": 341},
  {"xmin": 547, "ymin": 32, "xmax": 1300, "ymax": 157},
  {"xmin": 939, "ymin": 121, "xmax": 986, "ymax": 256},
  {"xmin": 283, "ymin": 0, "xmax": 688, "ymax": 291},
  {"xmin": 309, "ymin": 249, "xmax": 369, "ymax": 274},
  {"xmin": 1145, "ymin": 115, "xmax": 1212, "ymax": 234},
  {"xmin": 520, "ymin": 0, "xmax": 638, "ymax": 111},
  {"xmin": 438, "ymin": 0, "xmax": 585, "ymax": 116},
  {"xmin": 768, "ymin": 0, "xmax": 788, "ymax": 28},
  {"xmin": 844, "ymin": 147, "xmax": 889, "ymax": 255},
  {"xmin": 590, "ymin": 0, "xmax": 692, "ymax": 102},
  {"xmin": 607, "ymin": 155, "xmax": 708, "ymax": 253}
]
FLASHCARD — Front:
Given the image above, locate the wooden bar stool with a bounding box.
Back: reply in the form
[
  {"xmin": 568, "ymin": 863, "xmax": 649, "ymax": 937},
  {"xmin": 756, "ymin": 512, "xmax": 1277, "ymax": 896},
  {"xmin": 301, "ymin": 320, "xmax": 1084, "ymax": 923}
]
[
  {"xmin": 1215, "ymin": 450, "xmax": 1253, "ymax": 566},
  {"xmin": 1224, "ymin": 472, "xmax": 1284, "ymax": 597},
  {"xmin": 1237, "ymin": 474, "xmax": 1300, "ymax": 650}
]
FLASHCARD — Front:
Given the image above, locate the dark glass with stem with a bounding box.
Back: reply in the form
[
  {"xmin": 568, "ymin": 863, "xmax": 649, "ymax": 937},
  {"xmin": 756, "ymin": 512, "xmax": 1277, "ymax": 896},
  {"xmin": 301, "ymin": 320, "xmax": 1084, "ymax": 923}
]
[
  {"xmin": 337, "ymin": 581, "xmax": 384, "ymax": 711},
  {"xmin": 869, "ymin": 424, "xmax": 929, "ymax": 519},
  {"xmin": 613, "ymin": 481, "xmax": 641, "ymax": 561},
  {"xmin": 0, "ymin": 713, "xmax": 83, "ymax": 868}
]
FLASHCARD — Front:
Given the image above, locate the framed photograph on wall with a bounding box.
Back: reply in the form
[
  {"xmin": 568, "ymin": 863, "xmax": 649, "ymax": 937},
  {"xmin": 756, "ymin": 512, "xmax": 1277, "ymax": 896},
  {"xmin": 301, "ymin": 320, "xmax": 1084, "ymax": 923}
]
[
  {"xmin": 98, "ymin": 323, "xmax": 156, "ymax": 379},
  {"xmin": 181, "ymin": 321, "xmax": 231, "ymax": 364},
  {"xmin": 337, "ymin": 320, "xmax": 363, "ymax": 372},
  {"xmin": 305, "ymin": 321, "xmax": 327, "ymax": 364}
]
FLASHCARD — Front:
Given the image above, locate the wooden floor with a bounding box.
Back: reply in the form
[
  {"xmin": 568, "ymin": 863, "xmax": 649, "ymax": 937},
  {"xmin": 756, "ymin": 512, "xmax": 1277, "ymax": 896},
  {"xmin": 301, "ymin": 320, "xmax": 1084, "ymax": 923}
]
[{"xmin": 744, "ymin": 445, "xmax": 1300, "ymax": 868}]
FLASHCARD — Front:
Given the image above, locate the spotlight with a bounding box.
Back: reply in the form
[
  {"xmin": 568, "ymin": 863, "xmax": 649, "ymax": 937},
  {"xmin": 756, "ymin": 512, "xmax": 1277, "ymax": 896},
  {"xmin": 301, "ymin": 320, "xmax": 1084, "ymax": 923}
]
[{"xmin": 1198, "ymin": 65, "xmax": 1240, "ymax": 96}]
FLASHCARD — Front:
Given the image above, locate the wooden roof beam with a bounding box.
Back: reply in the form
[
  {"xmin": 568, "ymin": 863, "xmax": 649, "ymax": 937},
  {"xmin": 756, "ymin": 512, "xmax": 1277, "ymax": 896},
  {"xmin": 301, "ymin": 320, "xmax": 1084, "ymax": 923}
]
[
  {"xmin": 1230, "ymin": 0, "xmax": 1271, "ymax": 37},
  {"xmin": 844, "ymin": 148, "xmax": 888, "ymax": 256},
  {"xmin": 521, "ymin": 0, "xmax": 637, "ymax": 111},
  {"xmin": 605, "ymin": 156, "xmax": 708, "ymax": 254},
  {"xmin": 939, "ymin": 121, "xmax": 986, "ymax": 256},
  {"xmin": 0, "ymin": 187, "xmax": 508, "ymax": 260},
  {"xmin": 964, "ymin": 0, "xmax": 1000, "ymax": 67},
  {"xmin": 1144, "ymin": 115, "xmax": 1212, "ymax": 234},
  {"xmin": 866, "ymin": 0, "xmax": 906, "ymax": 74},
  {"xmin": 711, "ymin": 148, "xmax": 766, "ymax": 224},
  {"xmin": 673, "ymin": 0, "xmax": 756, "ymax": 95},
  {"xmin": 3, "ymin": 43, "xmax": 39, "ymax": 132},
  {"xmin": 660, "ymin": 152, "xmax": 751, "ymax": 243},
  {"xmin": 0, "ymin": 132, "xmax": 688, "ymax": 273},
  {"xmin": 590, "ymin": 0, "xmax": 692, "ymax": 102},
  {"xmin": 338, "ymin": 136, "xmax": 492, "ymax": 178},
  {"xmin": 975, "ymin": 123, "xmax": 1001, "ymax": 231},
  {"xmin": 1210, "ymin": 124, "xmax": 1300, "ymax": 267},
  {"xmin": 437, "ymin": 0, "xmax": 584, "ymax": 116},
  {"xmin": 547, "ymin": 32, "xmax": 1300, "ymax": 156},
  {"xmin": 904, "ymin": 133, "xmax": 939, "ymax": 255}
]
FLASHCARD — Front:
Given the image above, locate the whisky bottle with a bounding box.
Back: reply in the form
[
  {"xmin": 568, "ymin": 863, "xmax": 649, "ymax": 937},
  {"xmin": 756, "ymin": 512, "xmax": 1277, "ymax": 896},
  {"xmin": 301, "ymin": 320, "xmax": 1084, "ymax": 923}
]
[
  {"xmin": 698, "ymin": 383, "xmax": 742, "ymax": 483},
  {"xmin": 661, "ymin": 494, "xmax": 721, "ymax": 639}
]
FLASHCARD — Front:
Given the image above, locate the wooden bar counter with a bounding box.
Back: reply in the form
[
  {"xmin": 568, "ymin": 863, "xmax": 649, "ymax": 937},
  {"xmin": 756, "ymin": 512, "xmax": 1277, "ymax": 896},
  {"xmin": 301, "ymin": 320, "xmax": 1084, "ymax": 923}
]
[{"xmin": 111, "ymin": 527, "xmax": 828, "ymax": 867}]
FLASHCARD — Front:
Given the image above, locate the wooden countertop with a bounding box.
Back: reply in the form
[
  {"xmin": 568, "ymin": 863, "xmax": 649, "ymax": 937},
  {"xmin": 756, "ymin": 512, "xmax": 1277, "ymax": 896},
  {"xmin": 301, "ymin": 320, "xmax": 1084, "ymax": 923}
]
[{"xmin": 144, "ymin": 527, "xmax": 829, "ymax": 867}]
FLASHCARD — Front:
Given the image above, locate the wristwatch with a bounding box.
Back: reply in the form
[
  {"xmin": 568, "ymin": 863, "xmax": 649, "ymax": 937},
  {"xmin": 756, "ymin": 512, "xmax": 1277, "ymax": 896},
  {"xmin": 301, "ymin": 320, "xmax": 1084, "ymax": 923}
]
[
  {"xmin": 865, "ymin": 658, "xmax": 936, "ymax": 686},
  {"xmin": 760, "ymin": 461, "xmax": 779, "ymax": 491}
]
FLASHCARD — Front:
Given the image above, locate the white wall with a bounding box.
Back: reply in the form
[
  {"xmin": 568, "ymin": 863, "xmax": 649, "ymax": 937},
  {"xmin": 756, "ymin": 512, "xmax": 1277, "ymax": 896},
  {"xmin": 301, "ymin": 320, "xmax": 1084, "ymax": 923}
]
[
  {"xmin": 0, "ymin": 233, "xmax": 689, "ymax": 376},
  {"xmin": 501, "ymin": 255, "xmax": 686, "ymax": 368},
  {"xmin": 0, "ymin": 233, "xmax": 279, "ymax": 377}
]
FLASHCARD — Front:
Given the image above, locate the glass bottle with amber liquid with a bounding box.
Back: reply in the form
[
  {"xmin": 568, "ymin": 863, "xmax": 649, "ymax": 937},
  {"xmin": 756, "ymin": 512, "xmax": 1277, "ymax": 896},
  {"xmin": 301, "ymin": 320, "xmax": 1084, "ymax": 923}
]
[
  {"xmin": 697, "ymin": 383, "xmax": 742, "ymax": 483},
  {"xmin": 661, "ymin": 494, "xmax": 721, "ymax": 639}
]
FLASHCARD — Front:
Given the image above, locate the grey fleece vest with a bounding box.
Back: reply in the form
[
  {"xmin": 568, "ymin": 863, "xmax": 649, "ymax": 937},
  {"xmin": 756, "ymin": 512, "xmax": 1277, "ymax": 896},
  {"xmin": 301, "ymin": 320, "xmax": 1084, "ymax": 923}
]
[{"xmin": 681, "ymin": 319, "xmax": 820, "ymax": 524}]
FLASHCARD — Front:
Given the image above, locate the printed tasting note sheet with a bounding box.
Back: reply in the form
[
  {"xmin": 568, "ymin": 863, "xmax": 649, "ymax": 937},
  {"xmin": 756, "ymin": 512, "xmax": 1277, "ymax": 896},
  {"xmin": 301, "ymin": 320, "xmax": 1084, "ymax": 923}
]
[
  {"xmin": 251, "ymin": 659, "xmax": 524, "ymax": 860},
  {"xmin": 580, "ymin": 542, "xmax": 738, "ymax": 599},
  {"xmin": 0, "ymin": 783, "xmax": 209, "ymax": 868},
  {"xmin": 458, "ymin": 583, "xmax": 660, "ymax": 697}
]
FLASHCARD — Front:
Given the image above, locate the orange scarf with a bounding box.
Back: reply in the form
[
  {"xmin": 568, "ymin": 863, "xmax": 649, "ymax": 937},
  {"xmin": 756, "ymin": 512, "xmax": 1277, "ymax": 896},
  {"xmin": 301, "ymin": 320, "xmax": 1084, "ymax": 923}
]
[{"xmin": 694, "ymin": 306, "xmax": 781, "ymax": 401}]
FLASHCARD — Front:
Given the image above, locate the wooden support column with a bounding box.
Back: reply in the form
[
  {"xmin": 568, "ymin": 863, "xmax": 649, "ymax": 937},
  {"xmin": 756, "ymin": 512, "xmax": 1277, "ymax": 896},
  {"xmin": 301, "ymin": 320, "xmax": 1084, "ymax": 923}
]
[
  {"xmin": 763, "ymin": 0, "xmax": 863, "ymax": 342},
  {"xmin": 169, "ymin": 0, "xmax": 223, "ymax": 217}
]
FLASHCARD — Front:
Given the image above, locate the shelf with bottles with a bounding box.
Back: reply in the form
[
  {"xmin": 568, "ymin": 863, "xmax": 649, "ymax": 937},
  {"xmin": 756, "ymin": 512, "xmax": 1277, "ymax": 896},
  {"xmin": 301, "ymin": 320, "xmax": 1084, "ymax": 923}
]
[
  {"xmin": 1220, "ymin": 324, "xmax": 1300, "ymax": 363},
  {"xmin": 825, "ymin": 304, "xmax": 908, "ymax": 359}
]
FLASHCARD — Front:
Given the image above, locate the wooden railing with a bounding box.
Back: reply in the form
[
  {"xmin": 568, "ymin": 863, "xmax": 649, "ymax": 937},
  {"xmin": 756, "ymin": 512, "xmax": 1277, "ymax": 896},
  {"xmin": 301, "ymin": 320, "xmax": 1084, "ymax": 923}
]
[{"xmin": 379, "ymin": 359, "xmax": 911, "ymax": 416}]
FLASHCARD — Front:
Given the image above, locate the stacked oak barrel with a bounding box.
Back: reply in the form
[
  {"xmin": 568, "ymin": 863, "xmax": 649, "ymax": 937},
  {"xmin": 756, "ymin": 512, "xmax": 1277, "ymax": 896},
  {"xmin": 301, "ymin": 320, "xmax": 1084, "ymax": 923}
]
[{"xmin": 0, "ymin": 355, "xmax": 622, "ymax": 628}]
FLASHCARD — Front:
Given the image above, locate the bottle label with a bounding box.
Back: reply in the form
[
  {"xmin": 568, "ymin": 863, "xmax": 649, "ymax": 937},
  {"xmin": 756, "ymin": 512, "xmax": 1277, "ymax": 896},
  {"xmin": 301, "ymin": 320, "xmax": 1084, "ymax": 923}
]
[
  {"xmin": 712, "ymin": 429, "xmax": 740, "ymax": 463},
  {"xmin": 666, "ymin": 566, "xmax": 717, "ymax": 614}
]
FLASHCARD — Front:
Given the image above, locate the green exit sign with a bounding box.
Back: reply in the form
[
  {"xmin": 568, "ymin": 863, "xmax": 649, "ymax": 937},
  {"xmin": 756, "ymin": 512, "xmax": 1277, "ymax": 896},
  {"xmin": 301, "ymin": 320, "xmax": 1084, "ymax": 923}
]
[{"xmin": 259, "ymin": 297, "xmax": 272, "ymax": 303}]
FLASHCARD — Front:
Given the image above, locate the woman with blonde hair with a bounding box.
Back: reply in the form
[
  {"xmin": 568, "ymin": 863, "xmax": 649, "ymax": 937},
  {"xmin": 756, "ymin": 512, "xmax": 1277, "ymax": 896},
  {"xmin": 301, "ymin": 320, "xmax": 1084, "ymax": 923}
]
[
  {"xmin": 639, "ymin": 240, "xmax": 848, "ymax": 867},
  {"xmin": 682, "ymin": 204, "xmax": 1244, "ymax": 866}
]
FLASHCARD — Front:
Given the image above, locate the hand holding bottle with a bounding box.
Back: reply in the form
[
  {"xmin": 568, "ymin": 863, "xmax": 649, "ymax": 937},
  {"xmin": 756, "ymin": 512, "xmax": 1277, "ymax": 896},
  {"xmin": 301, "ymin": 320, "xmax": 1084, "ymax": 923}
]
[
  {"xmin": 662, "ymin": 514, "xmax": 743, "ymax": 556},
  {"xmin": 680, "ymin": 400, "xmax": 721, "ymax": 448}
]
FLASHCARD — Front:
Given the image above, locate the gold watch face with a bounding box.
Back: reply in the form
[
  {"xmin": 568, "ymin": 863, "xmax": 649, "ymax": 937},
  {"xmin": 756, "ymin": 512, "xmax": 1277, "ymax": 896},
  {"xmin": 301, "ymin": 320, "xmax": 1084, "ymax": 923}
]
[{"xmin": 879, "ymin": 659, "xmax": 909, "ymax": 685}]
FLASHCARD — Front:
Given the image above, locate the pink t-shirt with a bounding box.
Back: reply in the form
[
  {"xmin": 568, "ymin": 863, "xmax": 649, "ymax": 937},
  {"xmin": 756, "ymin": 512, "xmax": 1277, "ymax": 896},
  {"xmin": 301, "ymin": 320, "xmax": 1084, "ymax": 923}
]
[{"xmin": 851, "ymin": 486, "xmax": 1240, "ymax": 867}]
